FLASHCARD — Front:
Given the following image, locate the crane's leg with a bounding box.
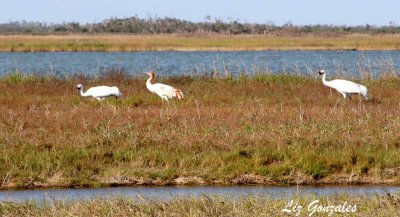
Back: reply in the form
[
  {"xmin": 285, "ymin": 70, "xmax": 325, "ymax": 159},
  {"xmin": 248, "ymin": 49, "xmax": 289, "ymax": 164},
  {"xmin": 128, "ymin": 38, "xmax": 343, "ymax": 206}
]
[
  {"xmin": 159, "ymin": 97, "xmax": 171, "ymax": 121},
  {"xmin": 358, "ymin": 94, "xmax": 362, "ymax": 111},
  {"xmin": 162, "ymin": 97, "xmax": 172, "ymax": 121},
  {"xmin": 335, "ymin": 99, "xmax": 340, "ymax": 108},
  {"xmin": 335, "ymin": 92, "xmax": 346, "ymax": 108},
  {"xmin": 96, "ymin": 98, "xmax": 103, "ymax": 109},
  {"xmin": 347, "ymin": 94, "xmax": 352, "ymax": 100},
  {"xmin": 115, "ymin": 95, "xmax": 121, "ymax": 106}
]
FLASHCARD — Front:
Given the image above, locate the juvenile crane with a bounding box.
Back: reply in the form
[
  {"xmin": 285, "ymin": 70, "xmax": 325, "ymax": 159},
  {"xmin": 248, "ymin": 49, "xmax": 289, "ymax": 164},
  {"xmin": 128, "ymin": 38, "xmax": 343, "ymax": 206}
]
[
  {"xmin": 76, "ymin": 84, "xmax": 122, "ymax": 101},
  {"xmin": 318, "ymin": 70, "xmax": 368, "ymax": 100},
  {"xmin": 146, "ymin": 71, "xmax": 184, "ymax": 101}
]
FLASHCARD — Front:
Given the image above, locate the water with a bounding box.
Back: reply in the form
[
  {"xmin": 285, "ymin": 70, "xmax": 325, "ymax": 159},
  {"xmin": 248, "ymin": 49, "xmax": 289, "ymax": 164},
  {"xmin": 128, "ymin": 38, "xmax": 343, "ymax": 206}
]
[
  {"xmin": 0, "ymin": 51, "xmax": 399, "ymax": 78},
  {"xmin": 0, "ymin": 185, "xmax": 398, "ymax": 203}
]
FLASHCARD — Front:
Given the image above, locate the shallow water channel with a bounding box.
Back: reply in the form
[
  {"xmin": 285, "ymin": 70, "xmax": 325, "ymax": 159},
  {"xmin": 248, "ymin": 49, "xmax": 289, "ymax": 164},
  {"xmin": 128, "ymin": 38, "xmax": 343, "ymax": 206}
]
[
  {"xmin": 1, "ymin": 51, "xmax": 399, "ymax": 77},
  {"xmin": 0, "ymin": 185, "xmax": 399, "ymax": 203}
]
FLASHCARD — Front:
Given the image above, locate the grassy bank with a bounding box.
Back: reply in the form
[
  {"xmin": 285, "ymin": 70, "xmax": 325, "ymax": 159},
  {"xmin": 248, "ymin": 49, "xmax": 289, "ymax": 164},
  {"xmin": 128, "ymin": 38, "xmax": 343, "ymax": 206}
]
[
  {"xmin": 1, "ymin": 34, "xmax": 400, "ymax": 51},
  {"xmin": 0, "ymin": 72, "xmax": 400, "ymax": 189},
  {"xmin": 1, "ymin": 194, "xmax": 399, "ymax": 216}
]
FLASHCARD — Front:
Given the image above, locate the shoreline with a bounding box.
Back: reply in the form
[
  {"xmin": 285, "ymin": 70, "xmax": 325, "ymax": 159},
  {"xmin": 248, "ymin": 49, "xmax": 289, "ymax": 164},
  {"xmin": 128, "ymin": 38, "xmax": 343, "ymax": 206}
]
[
  {"xmin": 1, "ymin": 48, "xmax": 399, "ymax": 52},
  {"xmin": 0, "ymin": 34, "xmax": 400, "ymax": 51},
  {"xmin": 1, "ymin": 175, "xmax": 398, "ymax": 190}
]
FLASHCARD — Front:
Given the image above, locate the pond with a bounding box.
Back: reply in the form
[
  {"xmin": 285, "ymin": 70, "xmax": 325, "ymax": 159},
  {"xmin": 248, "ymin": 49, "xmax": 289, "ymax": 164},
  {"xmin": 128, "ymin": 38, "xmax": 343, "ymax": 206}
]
[
  {"xmin": 0, "ymin": 185, "xmax": 399, "ymax": 203},
  {"xmin": 0, "ymin": 51, "xmax": 399, "ymax": 78}
]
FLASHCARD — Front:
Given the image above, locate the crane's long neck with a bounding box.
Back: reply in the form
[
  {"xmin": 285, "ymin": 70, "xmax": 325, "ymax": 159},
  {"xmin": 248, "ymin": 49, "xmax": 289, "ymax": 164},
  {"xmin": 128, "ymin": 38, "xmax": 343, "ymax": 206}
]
[
  {"xmin": 79, "ymin": 86, "xmax": 87, "ymax": 97},
  {"xmin": 321, "ymin": 73, "xmax": 329, "ymax": 86},
  {"xmin": 146, "ymin": 75, "xmax": 154, "ymax": 90}
]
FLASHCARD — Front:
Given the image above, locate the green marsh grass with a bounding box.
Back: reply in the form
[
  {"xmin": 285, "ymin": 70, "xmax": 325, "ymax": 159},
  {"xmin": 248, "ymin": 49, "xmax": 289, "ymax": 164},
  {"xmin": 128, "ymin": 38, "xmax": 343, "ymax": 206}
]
[{"xmin": 0, "ymin": 69, "xmax": 400, "ymax": 188}]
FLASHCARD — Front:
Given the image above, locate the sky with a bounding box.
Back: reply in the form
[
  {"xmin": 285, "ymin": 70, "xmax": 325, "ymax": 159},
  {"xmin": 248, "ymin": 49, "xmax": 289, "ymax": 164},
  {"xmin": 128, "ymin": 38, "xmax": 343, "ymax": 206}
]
[{"xmin": 1, "ymin": 0, "xmax": 399, "ymax": 26}]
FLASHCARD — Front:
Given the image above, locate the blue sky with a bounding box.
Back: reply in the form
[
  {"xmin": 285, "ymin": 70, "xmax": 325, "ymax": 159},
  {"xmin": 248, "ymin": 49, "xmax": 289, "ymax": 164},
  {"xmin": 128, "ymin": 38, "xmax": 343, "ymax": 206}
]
[{"xmin": 1, "ymin": 0, "xmax": 399, "ymax": 26}]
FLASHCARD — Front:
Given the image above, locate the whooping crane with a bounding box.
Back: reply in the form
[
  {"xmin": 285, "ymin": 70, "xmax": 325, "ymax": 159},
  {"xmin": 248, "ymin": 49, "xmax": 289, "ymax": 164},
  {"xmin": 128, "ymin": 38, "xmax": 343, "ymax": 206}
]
[
  {"xmin": 318, "ymin": 70, "xmax": 368, "ymax": 100},
  {"xmin": 146, "ymin": 71, "xmax": 184, "ymax": 101},
  {"xmin": 76, "ymin": 84, "xmax": 122, "ymax": 101}
]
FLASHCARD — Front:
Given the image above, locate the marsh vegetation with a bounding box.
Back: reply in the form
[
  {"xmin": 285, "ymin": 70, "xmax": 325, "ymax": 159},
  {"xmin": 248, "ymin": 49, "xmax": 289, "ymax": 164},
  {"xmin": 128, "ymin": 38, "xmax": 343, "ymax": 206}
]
[
  {"xmin": 0, "ymin": 69, "xmax": 400, "ymax": 189},
  {"xmin": 1, "ymin": 34, "xmax": 400, "ymax": 52},
  {"xmin": 0, "ymin": 194, "xmax": 399, "ymax": 216}
]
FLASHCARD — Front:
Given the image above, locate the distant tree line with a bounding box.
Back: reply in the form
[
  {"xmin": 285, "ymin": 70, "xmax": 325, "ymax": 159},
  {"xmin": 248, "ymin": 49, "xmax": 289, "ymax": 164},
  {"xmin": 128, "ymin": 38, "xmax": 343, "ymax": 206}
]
[{"xmin": 0, "ymin": 16, "xmax": 399, "ymax": 36}]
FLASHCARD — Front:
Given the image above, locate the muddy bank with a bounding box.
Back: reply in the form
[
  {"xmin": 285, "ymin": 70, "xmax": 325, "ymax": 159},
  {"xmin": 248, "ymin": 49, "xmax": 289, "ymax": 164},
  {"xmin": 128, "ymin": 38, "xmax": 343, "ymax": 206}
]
[{"xmin": 1, "ymin": 174, "xmax": 398, "ymax": 190}]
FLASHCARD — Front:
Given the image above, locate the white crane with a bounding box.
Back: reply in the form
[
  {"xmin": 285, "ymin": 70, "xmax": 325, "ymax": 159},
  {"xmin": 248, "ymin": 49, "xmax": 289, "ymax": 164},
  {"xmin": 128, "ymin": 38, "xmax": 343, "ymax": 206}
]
[
  {"xmin": 318, "ymin": 70, "xmax": 368, "ymax": 100},
  {"xmin": 76, "ymin": 84, "xmax": 122, "ymax": 101},
  {"xmin": 146, "ymin": 71, "xmax": 184, "ymax": 101}
]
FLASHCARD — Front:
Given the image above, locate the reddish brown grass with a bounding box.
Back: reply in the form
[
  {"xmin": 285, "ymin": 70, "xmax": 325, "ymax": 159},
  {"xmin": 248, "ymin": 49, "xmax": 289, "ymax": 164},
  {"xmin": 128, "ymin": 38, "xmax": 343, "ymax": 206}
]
[{"xmin": 0, "ymin": 74, "xmax": 399, "ymax": 188}]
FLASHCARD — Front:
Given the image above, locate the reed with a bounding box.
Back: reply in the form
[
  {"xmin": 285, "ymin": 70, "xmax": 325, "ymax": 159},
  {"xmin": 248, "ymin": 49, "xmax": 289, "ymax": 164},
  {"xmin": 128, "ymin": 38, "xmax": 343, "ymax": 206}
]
[
  {"xmin": 0, "ymin": 34, "xmax": 400, "ymax": 51},
  {"xmin": 0, "ymin": 194, "xmax": 399, "ymax": 216}
]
